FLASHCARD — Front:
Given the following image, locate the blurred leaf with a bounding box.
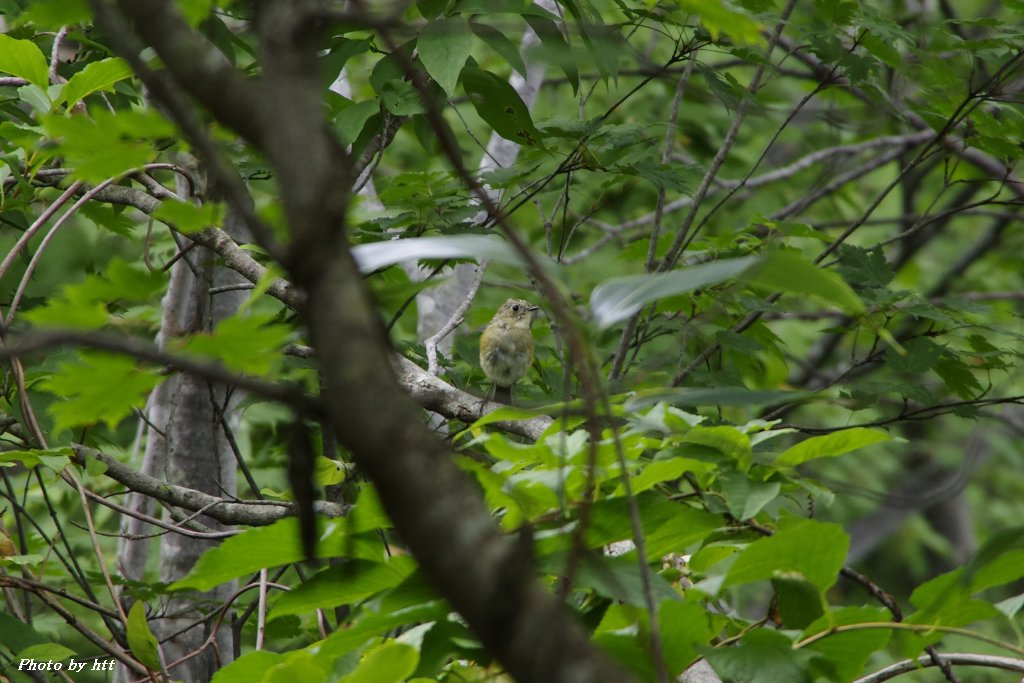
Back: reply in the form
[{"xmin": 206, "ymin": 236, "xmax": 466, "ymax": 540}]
[
  {"xmin": 590, "ymin": 256, "xmax": 760, "ymax": 328},
  {"xmin": 470, "ymin": 20, "xmax": 528, "ymax": 77},
  {"xmin": 418, "ymin": 17, "xmax": 473, "ymax": 96},
  {"xmin": 179, "ymin": 313, "xmax": 290, "ymax": 376},
  {"xmin": 775, "ymin": 428, "xmax": 891, "ymax": 468},
  {"xmin": 341, "ymin": 640, "xmax": 418, "ymax": 683},
  {"xmin": 39, "ymin": 353, "xmax": 162, "ymax": 432},
  {"xmin": 743, "ymin": 252, "xmax": 866, "ymax": 315},
  {"xmin": 270, "ymin": 558, "xmax": 416, "ymax": 620},
  {"xmin": 153, "ymin": 198, "xmax": 223, "ymax": 234},
  {"xmin": 351, "ymin": 235, "xmax": 522, "ymax": 272}
]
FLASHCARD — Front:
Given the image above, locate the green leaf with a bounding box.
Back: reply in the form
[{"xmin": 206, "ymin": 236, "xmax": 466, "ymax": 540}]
[
  {"xmin": 743, "ymin": 251, "xmax": 866, "ymax": 315},
  {"xmin": 801, "ymin": 607, "xmax": 892, "ymax": 682},
  {"xmin": 18, "ymin": 0, "xmax": 91, "ymax": 29},
  {"xmin": 590, "ymin": 256, "xmax": 760, "ymax": 328},
  {"xmin": 626, "ymin": 387, "xmax": 811, "ymax": 411},
  {"xmin": 659, "ymin": 601, "xmax": 714, "ymax": 677},
  {"xmin": 682, "ymin": 425, "xmax": 753, "ymax": 470},
  {"xmin": 334, "ymin": 100, "xmax": 380, "ymax": 146},
  {"xmin": 775, "ymin": 427, "xmax": 891, "ymax": 467},
  {"xmin": 461, "ymin": 65, "xmax": 544, "ymax": 146},
  {"xmin": 725, "ymin": 518, "xmax": 848, "ymax": 593},
  {"xmin": 269, "ymin": 558, "xmax": 416, "ymax": 620},
  {"xmin": 703, "ymin": 630, "xmax": 813, "ymax": 683},
  {"xmin": 0, "ymin": 34, "xmax": 49, "ymax": 89},
  {"xmin": 718, "ymin": 471, "xmax": 780, "ymax": 520},
  {"xmin": 152, "ymin": 198, "xmax": 224, "ymax": 234},
  {"xmin": 524, "ymin": 16, "xmax": 579, "ymax": 93},
  {"xmin": 0, "ymin": 612, "xmax": 47, "ymax": 653},
  {"xmin": 772, "ymin": 575, "xmax": 824, "ymax": 629},
  {"xmin": 212, "ymin": 651, "xmax": 284, "ymax": 683},
  {"xmin": 18, "ymin": 643, "xmax": 76, "ymax": 662},
  {"xmin": 126, "ymin": 602, "xmax": 161, "ymax": 671},
  {"xmin": 418, "ymin": 17, "xmax": 473, "ymax": 96},
  {"xmin": 341, "ymin": 641, "xmax": 418, "ymax": 683},
  {"xmin": 470, "ymin": 21, "xmax": 528, "ymax": 78},
  {"xmin": 179, "ymin": 0, "xmax": 213, "ymax": 26},
  {"xmin": 379, "ymin": 79, "xmax": 426, "ymax": 115},
  {"xmin": 62, "ymin": 58, "xmax": 134, "ymax": 108},
  {"xmin": 179, "ymin": 313, "xmax": 291, "ymax": 376},
  {"xmin": 677, "ymin": 0, "xmax": 763, "ymax": 45},
  {"xmin": 39, "ymin": 353, "xmax": 162, "ymax": 432},
  {"xmin": 43, "ymin": 114, "xmax": 155, "ymax": 182}
]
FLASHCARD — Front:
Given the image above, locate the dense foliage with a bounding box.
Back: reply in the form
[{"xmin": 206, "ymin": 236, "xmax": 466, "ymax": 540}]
[{"xmin": 1, "ymin": 1, "xmax": 1023, "ymax": 682}]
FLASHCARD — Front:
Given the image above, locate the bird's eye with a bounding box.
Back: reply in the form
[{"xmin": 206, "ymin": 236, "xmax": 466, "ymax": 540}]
[{"xmin": 511, "ymin": 304, "xmax": 520, "ymax": 312}]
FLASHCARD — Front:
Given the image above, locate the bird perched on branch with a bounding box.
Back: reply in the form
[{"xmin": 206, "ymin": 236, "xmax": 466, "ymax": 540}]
[{"xmin": 480, "ymin": 298, "xmax": 539, "ymax": 404}]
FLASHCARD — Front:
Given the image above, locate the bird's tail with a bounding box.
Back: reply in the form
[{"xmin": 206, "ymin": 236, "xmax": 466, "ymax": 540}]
[{"xmin": 492, "ymin": 384, "xmax": 513, "ymax": 405}]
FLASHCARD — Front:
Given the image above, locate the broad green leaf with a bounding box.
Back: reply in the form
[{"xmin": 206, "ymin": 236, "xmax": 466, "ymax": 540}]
[
  {"xmin": 173, "ymin": 517, "xmax": 350, "ymax": 591},
  {"xmin": 18, "ymin": 0, "xmax": 91, "ymax": 29},
  {"xmin": 771, "ymin": 575, "xmax": 824, "ymax": 629},
  {"xmin": 725, "ymin": 519, "xmax": 848, "ymax": 593},
  {"xmin": 659, "ymin": 601, "xmax": 714, "ymax": 677},
  {"xmin": 152, "ymin": 198, "xmax": 223, "ymax": 234},
  {"xmin": 678, "ymin": 0, "xmax": 763, "ymax": 44},
  {"xmin": 43, "ymin": 114, "xmax": 154, "ymax": 182},
  {"xmin": 264, "ymin": 651, "xmax": 329, "ymax": 683},
  {"xmin": 379, "ymin": 79, "xmax": 426, "ymax": 115},
  {"xmin": 179, "ymin": 313, "xmax": 290, "ymax": 376},
  {"xmin": 126, "ymin": 602, "xmax": 161, "ymax": 671},
  {"xmin": 62, "ymin": 58, "xmax": 134, "ymax": 108},
  {"xmin": 417, "ymin": 0, "xmax": 448, "ymax": 19},
  {"xmin": 18, "ymin": 643, "xmax": 75, "ymax": 662},
  {"xmin": 524, "ymin": 17, "xmax": 579, "ymax": 93},
  {"xmin": 418, "ymin": 17, "xmax": 473, "ymax": 96},
  {"xmin": 590, "ymin": 256, "xmax": 759, "ymax": 328},
  {"xmin": 211, "ymin": 651, "xmax": 284, "ymax": 683},
  {"xmin": 351, "ymin": 235, "xmax": 522, "ymax": 272},
  {"xmin": 334, "ymin": 100, "xmax": 379, "ymax": 146},
  {"xmin": 269, "ymin": 558, "xmax": 416, "ymax": 620},
  {"xmin": 801, "ymin": 607, "xmax": 892, "ymax": 682},
  {"xmin": 470, "ymin": 21, "xmax": 528, "ymax": 77},
  {"xmin": 461, "ymin": 65, "xmax": 544, "ymax": 146},
  {"xmin": 775, "ymin": 427, "xmax": 891, "ymax": 468},
  {"xmin": 0, "ymin": 612, "xmax": 47, "ymax": 653},
  {"xmin": 743, "ymin": 252, "xmax": 866, "ymax": 315},
  {"xmin": 681, "ymin": 426, "xmax": 753, "ymax": 470},
  {"xmin": 703, "ymin": 630, "xmax": 813, "ymax": 683},
  {"xmin": 0, "ymin": 448, "xmax": 72, "ymax": 469},
  {"xmin": 718, "ymin": 471, "xmax": 780, "ymax": 520},
  {"xmin": 454, "ymin": 0, "xmax": 559, "ymax": 19},
  {"xmin": 0, "ymin": 35, "xmax": 49, "ymax": 89},
  {"xmin": 39, "ymin": 353, "xmax": 162, "ymax": 432},
  {"xmin": 341, "ymin": 641, "xmax": 418, "ymax": 683},
  {"xmin": 23, "ymin": 298, "xmax": 109, "ymax": 329},
  {"xmin": 179, "ymin": 0, "xmax": 213, "ymax": 26}
]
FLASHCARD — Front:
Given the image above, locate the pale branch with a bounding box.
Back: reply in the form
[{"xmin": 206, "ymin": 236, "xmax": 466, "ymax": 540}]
[
  {"xmin": 69, "ymin": 444, "xmax": 348, "ymax": 525},
  {"xmin": 852, "ymin": 654, "xmax": 1024, "ymax": 683}
]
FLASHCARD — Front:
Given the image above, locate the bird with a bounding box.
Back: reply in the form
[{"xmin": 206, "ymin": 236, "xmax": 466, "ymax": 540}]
[{"xmin": 479, "ymin": 298, "xmax": 539, "ymax": 404}]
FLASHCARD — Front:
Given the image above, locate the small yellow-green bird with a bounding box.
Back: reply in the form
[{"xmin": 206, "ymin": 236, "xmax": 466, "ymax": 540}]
[{"xmin": 479, "ymin": 298, "xmax": 539, "ymax": 404}]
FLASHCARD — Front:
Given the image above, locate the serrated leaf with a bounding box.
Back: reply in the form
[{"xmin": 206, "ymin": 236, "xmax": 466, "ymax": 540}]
[
  {"xmin": 179, "ymin": 313, "xmax": 290, "ymax": 376},
  {"xmin": 775, "ymin": 427, "xmax": 891, "ymax": 467},
  {"xmin": 39, "ymin": 353, "xmax": 162, "ymax": 432},
  {"xmin": 418, "ymin": 17, "xmax": 473, "ymax": 96},
  {"xmin": 62, "ymin": 58, "xmax": 134, "ymax": 108},
  {"xmin": 0, "ymin": 34, "xmax": 49, "ymax": 89},
  {"xmin": 153, "ymin": 198, "xmax": 223, "ymax": 234},
  {"xmin": 590, "ymin": 256, "xmax": 759, "ymax": 328},
  {"xmin": 126, "ymin": 602, "xmax": 161, "ymax": 671}
]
